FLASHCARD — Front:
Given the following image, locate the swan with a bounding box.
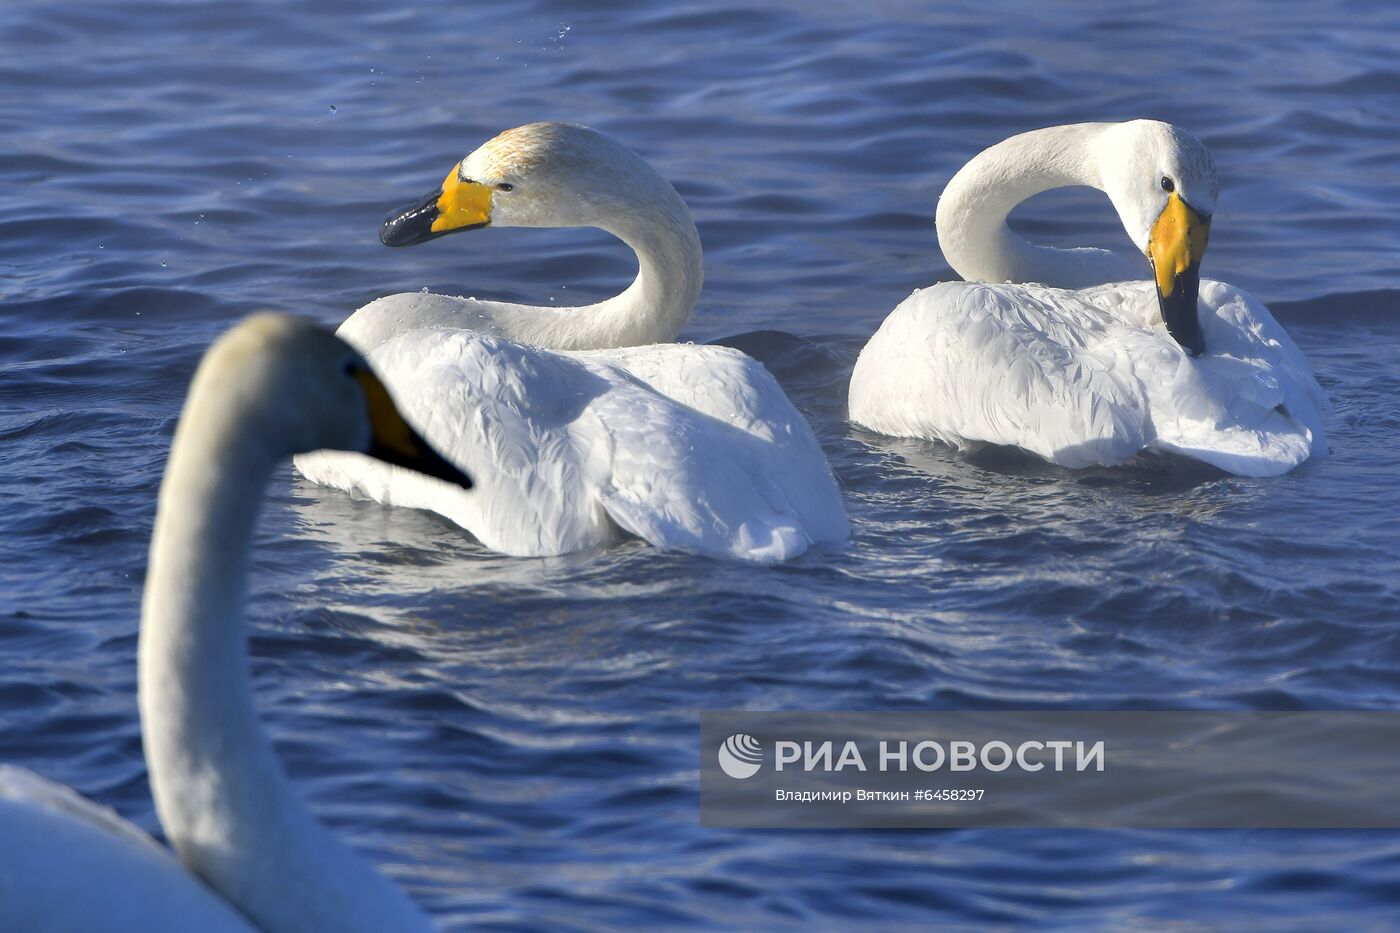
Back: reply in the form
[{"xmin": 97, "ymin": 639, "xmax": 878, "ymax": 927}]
[
  {"xmin": 295, "ymin": 121, "xmax": 848, "ymax": 563},
  {"xmin": 0, "ymin": 314, "xmax": 474, "ymax": 932},
  {"xmin": 849, "ymin": 120, "xmax": 1328, "ymax": 476}
]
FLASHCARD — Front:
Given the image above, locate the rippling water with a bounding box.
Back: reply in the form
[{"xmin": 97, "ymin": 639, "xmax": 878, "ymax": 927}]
[{"xmin": 3, "ymin": 0, "xmax": 1400, "ymax": 927}]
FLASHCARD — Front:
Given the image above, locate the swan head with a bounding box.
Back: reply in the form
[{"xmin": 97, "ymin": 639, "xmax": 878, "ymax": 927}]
[
  {"xmin": 1097, "ymin": 120, "xmax": 1219, "ymax": 355},
  {"xmin": 380, "ymin": 121, "xmax": 683, "ymax": 246},
  {"xmin": 200, "ymin": 314, "xmax": 473, "ymax": 487}
]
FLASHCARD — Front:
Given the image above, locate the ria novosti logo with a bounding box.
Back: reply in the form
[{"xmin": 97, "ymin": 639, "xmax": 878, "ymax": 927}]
[{"xmin": 718, "ymin": 733, "xmax": 764, "ymax": 779}]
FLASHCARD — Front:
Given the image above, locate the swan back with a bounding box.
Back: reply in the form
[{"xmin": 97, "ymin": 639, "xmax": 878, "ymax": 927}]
[{"xmin": 0, "ymin": 766, "xmax": 256, "ymax": 932}]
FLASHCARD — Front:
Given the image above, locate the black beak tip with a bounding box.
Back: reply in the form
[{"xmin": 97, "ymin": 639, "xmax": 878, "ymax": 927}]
[
  {"xmin": 418, "ymin": 446, "xmax": 474, "ymax": 490},
  {"xmin": 442, "ymin": 460, "xmax": 475, "ymax": 490},
  {"xmin": 379, "ymin": 217, "xmax": 410, "ymax": 247},
  {"xmin": 367, "ymin": 440, "xmax": 474, "ymax": 491},
  {"xmin": 379, "ymin": 190, "xmax": 445, "ymax": 248}
]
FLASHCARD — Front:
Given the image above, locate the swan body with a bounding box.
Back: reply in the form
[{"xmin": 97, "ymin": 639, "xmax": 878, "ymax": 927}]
[
  {"xmin": 850, "ymin": 121, "xmax": 1328, "ymax": 476},
  {"xmin": 2, "ymin": 315, "xmax": 472, "ymax": 932},
  {"xmin": 0, "ymin": 766, "xmax": 254, "ymax": 932},
  {"xmin": 297, "ymin": 122, "xmax": 848, "ymax": 562}
]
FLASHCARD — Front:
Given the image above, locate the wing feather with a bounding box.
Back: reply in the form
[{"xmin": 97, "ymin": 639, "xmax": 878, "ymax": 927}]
[
  {"xmin": 850, "ymin": 279, "xmax": 1327, "ymax": 475},
  {"xmin": 297, "ymin": 332, "xmax": 848, "ymax": 562},
  {"xmin": 851, "ymin": 282, "xmax": 1147, "ymax": 467}
]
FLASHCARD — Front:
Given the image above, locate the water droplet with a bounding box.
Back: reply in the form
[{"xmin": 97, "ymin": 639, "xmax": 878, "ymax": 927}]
[
  {"xmin": 420, "ymin": 286, "xmax": 429, "ymax": 293},
  {"xmin": 97, "ymin": 244, "xmax": 104, "ymax": 249},
  {"xmin": 194, "ymin": 213, "xmax": 204, "ymax": 225},
  {"xmin": 329, "ymin": 104, "xmax": 337, "ymax": 113},
  {"xmin": 160, "ymin": 259, "xmax": 168, "ymax": 267}
]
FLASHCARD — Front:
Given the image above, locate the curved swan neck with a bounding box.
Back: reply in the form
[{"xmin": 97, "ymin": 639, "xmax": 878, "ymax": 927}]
[
  {"xmin": 591, "ymin": 198, "xmax": 703, "ymax": 348},
  {"xmin": 138, "ymin": 374, "xmax": 431, "ymax": 931},
  {"xmin": 936, "ymin": 123, "xmax": 1140, "ymax": 289},
  {"xmin": 499, "ymin": 191, "xmax": 703, "ymax": 351}
]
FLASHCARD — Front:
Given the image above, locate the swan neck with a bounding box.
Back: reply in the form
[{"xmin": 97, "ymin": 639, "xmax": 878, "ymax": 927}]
[
  {"xmin": 511, "ymin": 191, "xmax": 702, "ymax": 351},
  {"xmin": 597, "ymin": 202, "xmax": 703, "ymax": 347},
  {"xmin": 138, "ymin": 378, "xmax": 429, "ymax": 931},
  {"xmin": 935, "ymin": 123, "xmax": 1131, "ymax": 288},
  {"xmin": 138, "ymin": 383, "xmax": 288, "ymax": 907}
]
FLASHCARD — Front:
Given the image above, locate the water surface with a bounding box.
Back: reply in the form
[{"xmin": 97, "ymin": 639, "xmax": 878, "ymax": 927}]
[{"xmin": 3, "ymin": 0, "xmax": 1400, "ymax": 928}]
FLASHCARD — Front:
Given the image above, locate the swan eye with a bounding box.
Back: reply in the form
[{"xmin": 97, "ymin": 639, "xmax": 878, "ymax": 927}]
[
  {"xmin": 1160, "ymin": 176, "xmax": 1175, "ymax": 193},
  {"xmin": 495, "ymin": 182, "xmax": 514, "ymax": 192}
]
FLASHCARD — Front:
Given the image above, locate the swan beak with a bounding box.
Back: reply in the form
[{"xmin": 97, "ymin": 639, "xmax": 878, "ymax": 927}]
[
  {"xmin": 353, "ymin": 369, "xmax": 474, "ymax": 490},
  {"xmin": 1147, "ymin": 193, "xmax": 1211, "ymax": 356},
  {"xmin": 380, "ymin": 169, "xmax": 493, "ymax": 247}
]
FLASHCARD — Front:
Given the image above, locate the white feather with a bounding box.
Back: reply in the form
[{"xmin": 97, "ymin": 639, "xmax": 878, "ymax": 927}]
[
  {"xmin": 297, "ymin": 332, "xmax": 849, "ymax": 562},
  {"xmin": 300, "ymin": 123, "xmax": 848, "ymax": 560},
  {"xmin": 852, "ymin": 121, "xmax": 1328, "ymax": 476},
  {"xmin": 0, "ymin": 766, "xmax": 255, "ymax": 933},
  {"xmin": 851, "ymin": 278, "xmax": 1327, "ymax": 476}
]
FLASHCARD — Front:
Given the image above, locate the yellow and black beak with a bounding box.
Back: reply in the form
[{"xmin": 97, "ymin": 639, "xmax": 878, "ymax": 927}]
[
  {"xmin": 1146, "ymin": 192, "xmax": 1211, "ymax": 357},
  {"xmin": 380, "ymin": 168, "xmax": 493, "ymax": 247},
  {"xmin": 353, "ymin": 369, "xmax": 473, "ymax": 489}
]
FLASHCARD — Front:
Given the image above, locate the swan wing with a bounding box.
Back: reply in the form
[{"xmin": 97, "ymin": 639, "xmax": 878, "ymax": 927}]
[
  {"xmin": 1200, "ymin": 280, "xmax": 1330, "ymax": 434},
  {"xmin": 578, "ymin": 343, "xmax": 850, "ymax": 561},
  {"xmin": 1084, "ymin": 280, "xmax": 1329, "ymax": 476},
  {"xmin": 849, "ymin": 281, "xmax": 1150, "ymax": 467},
  {"xmin": 0, "ymin": 766, "xmax": 254, "ymax": 932},
  {"xmin": 851, "ymin": 279, "xmax": 1328, "ymax": 476},
  {"xmin": 297, "ymin": 333, "xmax": 848, "ymax": 562}
]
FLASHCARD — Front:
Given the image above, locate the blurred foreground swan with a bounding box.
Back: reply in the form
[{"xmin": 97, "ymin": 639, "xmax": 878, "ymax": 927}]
[
  {"xmin": 296, "ymin": 122, "xmax": 848, "ymax": 562},
  {"xmin": 0, "ymin": 314, "xmax": 473, "ymax": 932},
  {"xmin": 849, "ymin": 121, "xmax": 1327, "ymax": 476}
]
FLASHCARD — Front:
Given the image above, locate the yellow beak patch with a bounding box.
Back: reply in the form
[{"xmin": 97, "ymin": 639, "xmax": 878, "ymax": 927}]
[
  {"xmin": 1147, "ymin": 192, "xmax": 1211, "ymax": 297},
  {"xmin": 431, "ymin": 170, "xmax": 493, "ymax": 234},
  {"xmin": 354, "ymin": 368, "xmax": 421, "ymax": 460}
]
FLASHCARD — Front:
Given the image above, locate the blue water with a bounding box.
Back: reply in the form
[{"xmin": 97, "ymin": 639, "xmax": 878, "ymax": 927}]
[{"xmin": 3, "ymin": 0, "xmax": 1400, "ymax": 927}]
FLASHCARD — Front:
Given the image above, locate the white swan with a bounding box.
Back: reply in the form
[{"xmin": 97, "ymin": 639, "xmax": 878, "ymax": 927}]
[
  {"xmin": 0, "ymin": 314, "xmax": 474, "ymax": 932},
  {"xmin": 849, "ymin": 121, "xmax": 1328, "ymax": 476},
  {"xmin": 295, "ymin": 121, "xmax": 848, "ymax": 563}
]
